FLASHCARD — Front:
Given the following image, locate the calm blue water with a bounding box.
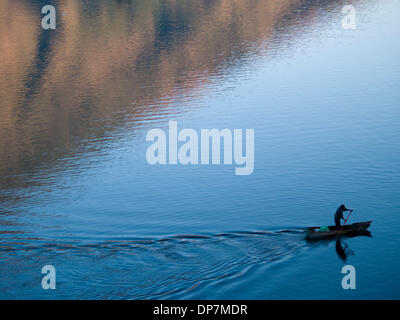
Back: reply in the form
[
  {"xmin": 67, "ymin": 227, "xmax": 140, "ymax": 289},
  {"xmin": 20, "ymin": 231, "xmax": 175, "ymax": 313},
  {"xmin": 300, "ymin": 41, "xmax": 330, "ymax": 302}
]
[{"xmin": 0, "ymin": 0, "xmax": 399, "ymax": 299}]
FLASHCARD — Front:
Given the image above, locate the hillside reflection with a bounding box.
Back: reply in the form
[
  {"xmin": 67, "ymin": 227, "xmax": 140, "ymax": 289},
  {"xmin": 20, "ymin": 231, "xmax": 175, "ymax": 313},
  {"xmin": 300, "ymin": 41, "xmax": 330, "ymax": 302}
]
[{"xmin": 1, "ymin": 0, "xmax": 347, "ymax": 196}]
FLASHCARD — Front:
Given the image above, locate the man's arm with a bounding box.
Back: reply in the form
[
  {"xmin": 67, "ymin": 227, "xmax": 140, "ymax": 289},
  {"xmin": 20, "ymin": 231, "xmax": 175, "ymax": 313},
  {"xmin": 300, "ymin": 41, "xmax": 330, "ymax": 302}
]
[{"xmin": 341, "ymin": 209, "xmax": 353, "ymax": 220}]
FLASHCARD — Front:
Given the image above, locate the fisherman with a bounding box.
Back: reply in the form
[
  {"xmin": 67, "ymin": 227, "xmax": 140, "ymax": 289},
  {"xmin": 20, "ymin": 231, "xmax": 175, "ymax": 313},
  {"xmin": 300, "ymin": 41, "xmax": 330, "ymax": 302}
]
[{"xmin": 334, "ymin": 204, "xmax": 353, "ymax": 228}]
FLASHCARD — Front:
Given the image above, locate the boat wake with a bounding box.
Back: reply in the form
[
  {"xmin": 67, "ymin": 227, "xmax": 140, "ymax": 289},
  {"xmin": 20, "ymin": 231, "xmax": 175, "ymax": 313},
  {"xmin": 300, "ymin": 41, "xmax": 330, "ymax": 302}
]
[{"xmin": 0, "ymin": 228, "xmax": 307, "ymax": 299}]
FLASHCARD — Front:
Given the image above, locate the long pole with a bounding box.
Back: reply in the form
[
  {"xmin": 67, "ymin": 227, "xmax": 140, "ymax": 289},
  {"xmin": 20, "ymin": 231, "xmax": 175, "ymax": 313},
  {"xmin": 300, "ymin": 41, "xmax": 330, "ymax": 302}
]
[{"xmin": 343, "ymin": 211, "xmax": 352, "ymax": 226}]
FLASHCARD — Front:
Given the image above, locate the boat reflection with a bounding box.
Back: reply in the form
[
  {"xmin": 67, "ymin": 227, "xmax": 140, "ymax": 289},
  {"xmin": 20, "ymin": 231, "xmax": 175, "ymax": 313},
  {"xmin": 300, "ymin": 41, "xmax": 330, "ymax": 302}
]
[
  {"xmin": 306, "ymin": 230, "xmax": 372, "ymax": 261},
  {"xmin": 335, "ymin": 231, "xmax": 372, "ymax": 261},
  {"xmin": 335, "ymin": 239, "xmax": 353, "ymax": 262}
]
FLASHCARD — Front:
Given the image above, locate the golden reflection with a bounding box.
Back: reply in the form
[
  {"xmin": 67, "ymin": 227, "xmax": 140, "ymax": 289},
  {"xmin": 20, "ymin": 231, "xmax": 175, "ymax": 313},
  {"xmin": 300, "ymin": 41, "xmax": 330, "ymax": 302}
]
[{"xmin": 0, "ymin": 0, "xmax": 341, "ymax": 192}]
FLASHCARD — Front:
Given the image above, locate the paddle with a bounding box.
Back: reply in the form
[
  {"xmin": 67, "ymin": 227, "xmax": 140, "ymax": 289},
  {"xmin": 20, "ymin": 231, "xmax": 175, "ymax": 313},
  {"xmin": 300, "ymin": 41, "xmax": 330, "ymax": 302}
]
[
  {"xmin": 340, "ymin": 210, "xmax": 354, "ymax": 233},
  {"xmin": 343, "ymin": 210, "xmax": 353, "ymax": 226}
]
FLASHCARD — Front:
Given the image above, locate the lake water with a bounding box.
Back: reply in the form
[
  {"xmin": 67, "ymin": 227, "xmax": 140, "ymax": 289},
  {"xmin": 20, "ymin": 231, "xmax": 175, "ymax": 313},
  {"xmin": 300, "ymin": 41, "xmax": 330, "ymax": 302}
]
[{"xmin": 0, "ymin": 0, "xmax": 399, "ymax": 299}]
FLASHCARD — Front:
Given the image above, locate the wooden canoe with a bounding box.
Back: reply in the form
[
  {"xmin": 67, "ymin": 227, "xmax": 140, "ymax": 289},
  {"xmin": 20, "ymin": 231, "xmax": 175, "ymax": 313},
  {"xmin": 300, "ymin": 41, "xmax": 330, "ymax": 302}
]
[{"xmin": 305, "ymin": 221, "xmax": 372, "ymax": 240}]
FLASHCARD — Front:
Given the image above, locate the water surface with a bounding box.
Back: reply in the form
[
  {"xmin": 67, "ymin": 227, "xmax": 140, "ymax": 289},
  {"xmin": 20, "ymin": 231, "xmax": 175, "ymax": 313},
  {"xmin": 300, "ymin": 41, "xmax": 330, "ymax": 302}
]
[{"xmin": 0, "ymin": 0, "xmax": 399, "ymax": 299}]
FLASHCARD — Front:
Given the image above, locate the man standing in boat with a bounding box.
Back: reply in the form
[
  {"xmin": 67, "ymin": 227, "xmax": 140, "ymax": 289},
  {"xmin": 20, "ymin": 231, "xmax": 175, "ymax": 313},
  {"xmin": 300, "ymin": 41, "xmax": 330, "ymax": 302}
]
[{"xmin": 334, "ymin": 204, "xmax": 353, "ymax": 228}]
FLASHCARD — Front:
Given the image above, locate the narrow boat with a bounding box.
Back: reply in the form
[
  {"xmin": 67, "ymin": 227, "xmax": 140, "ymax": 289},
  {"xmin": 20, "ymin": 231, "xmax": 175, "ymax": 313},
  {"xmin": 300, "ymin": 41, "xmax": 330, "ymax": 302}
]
[{"xmin": 305, "ymin": 221, "xmax": 372, "ymax": 240}]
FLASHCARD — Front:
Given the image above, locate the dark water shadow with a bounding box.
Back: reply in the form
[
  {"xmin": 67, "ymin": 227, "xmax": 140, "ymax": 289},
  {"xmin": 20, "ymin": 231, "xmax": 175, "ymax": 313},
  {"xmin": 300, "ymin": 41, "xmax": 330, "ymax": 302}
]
[{"xmin": 306, "ymin": 231, "xmax": 373, "ymax": 262}]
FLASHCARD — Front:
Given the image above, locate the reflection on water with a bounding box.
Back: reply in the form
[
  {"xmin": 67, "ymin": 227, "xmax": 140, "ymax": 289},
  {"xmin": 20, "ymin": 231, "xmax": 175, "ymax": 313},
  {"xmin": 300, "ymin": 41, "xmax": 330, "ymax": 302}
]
[
  {"xmin": 334, "ymin": 231, "xmax": 372, "ymax": 262},
  {"xmin": 1, "ymin": 0, "xmax": 400, "ymax": 299},
  {"xmin": 0, "ymin": 0, "xmax": 360, "ymax": 194},
  {"xmin": 336, "ymin": 239, "xmax": 353, "ymax": 262}
]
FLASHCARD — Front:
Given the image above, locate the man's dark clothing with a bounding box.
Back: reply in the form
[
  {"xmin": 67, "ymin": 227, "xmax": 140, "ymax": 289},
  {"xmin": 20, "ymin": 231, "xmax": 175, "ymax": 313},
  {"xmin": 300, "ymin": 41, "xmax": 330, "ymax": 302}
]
[{"xmin": 334, "ymin": 205, "xmax": 350, "ymax": 228}]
